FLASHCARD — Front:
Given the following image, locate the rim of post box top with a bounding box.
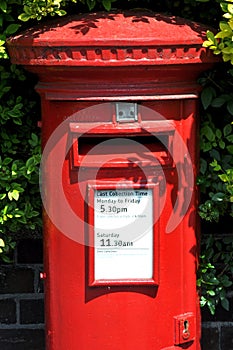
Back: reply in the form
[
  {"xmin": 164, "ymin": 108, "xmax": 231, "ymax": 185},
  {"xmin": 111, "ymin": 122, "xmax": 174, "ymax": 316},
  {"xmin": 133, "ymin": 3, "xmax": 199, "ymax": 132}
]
[{"xmin": 7, "ymin": 10, "xmax": 219, "ymax": 68}]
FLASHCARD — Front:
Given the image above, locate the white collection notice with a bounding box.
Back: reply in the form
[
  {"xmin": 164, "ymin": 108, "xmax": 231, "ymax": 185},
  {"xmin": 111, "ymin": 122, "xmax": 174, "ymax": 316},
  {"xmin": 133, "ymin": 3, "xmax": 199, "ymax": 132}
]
[{"xmin": 94, "ymin": 188, "xmax": 153, "ymax": 281}]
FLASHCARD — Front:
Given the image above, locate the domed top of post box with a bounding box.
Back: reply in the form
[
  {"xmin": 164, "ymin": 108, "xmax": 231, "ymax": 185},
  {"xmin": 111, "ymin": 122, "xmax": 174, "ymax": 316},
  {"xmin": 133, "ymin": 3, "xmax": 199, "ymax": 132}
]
[{"xmin": 8, "ymin": 11, "xmax": 217, "ymax": 67}]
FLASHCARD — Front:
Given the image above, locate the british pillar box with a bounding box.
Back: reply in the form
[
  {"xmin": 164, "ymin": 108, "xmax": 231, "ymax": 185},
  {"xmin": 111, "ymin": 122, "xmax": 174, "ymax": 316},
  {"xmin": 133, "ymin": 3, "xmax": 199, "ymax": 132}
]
[{"xmin": 8, "ymin": 11, "xmax": 218, "ymax": 350}]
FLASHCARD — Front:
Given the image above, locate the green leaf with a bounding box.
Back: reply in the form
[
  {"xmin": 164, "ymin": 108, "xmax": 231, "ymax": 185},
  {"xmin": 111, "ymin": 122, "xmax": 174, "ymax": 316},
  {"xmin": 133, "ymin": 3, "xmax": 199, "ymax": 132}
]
[
  {"xmin": 200, "ymin": 297, "xmax": 207, "ymax": 307},
  {"xmin": 226, "ymin": 134, "xmax": 233, "ymax": 142},
  {"xmin": 228, "ymin": 4, "xmax": 233, "ymax": 15},
  {"xmin": 210, "ymin": 149, "xmax": 221, "ymax": 161},
  {"xmin": 221, "ymin": 2, "xmax": 228, "ymax": 12},
  {"xmin": 216, "ymin": 31, "xmax": 233, "ymax": 39},
  {"xmin": 211, "ymin": 192, "xmax": 225, "ymax": 202},
  {"xmin": 0, "ymin": 238, "xmax": 5, "ymax": 247},
  {"xmin": 223, "ymin": 236, "xmax": 233, "ymax": 244},
  {"xmin": 18, "ymin": 13, "xmax": 31, "ymax": 22},
  {"xmin": 203, "ymin": 40, "xmax": 212, "ymax": 48},
  {"xmin": 227, "ymin": 100, "xmax": 233, "ymax": 115},
  {"xmin": 200, "ymin": 158, "xmax": 207, "ymax": 174},
  {"xmin": 222, "ymin": 279, "xmax": 232, "ymax": 287},
  {"xmin": 12, "ymin": 118, "xmax": 22, "ymax": 125},
  {"xmin": 211, "ymin": 97, "xmax": 226, "ymax": 108},
  {"xmin": 207, "ymin": 301, "xmax": 216, "ymax": 315},
  {"xmin": 29, "ymin": 133, "xmax": 39, "ymax": 147},
  {"xmin": 219, "ymin": 140, "xmax": 225, "ymax": 149},
  {"xmin": 5, "ymin": 24, "xmax": 20, "ymax": 35},
  {"xmin": 2, "ymin": 157, "xmax": 12, "ymax": 165},
  {"xmin": 219, "ymin": 21, "xmax": 232, "ymax": 32},
  {"xmin": 201, "ymin": 87, "xmax": 216, "ymax": 110},
  {"xmin": 221, "ymin": 298, "xmax": 230, "ymax": 311},
  {"xmin": 102, "ymin": 0, "xmax": 112, "ymax": 11},
  {"xmin": 8, "ymin": 189, "xmax": 19, "ymax": 201},
  {"xmin": 56, "ymin": 10, "xmax": 66, "ymax": 16},
  {"xmin": 203, "ymin": 125, "xmax": 215, "ymax": 142},
  {"xmin": 87, "ymin": 0, "xmax": 96, "ymax": 10},
  {"xmin": 0, "ymin": 0, "xmax": 7, "ymax": 12},
  {"xmin": 26, "ymin": 157, "xmax": 35, "ymax": 169},
  {"xmin": 207, "ymin": 290, "xmax": 216, "ymax": 296},
  {"xmin": 206, "ymin": 30, "xmax": 216, "ymax": 44},
  {"xmin": 1, "ymin": 255, "xmax": 13, "ymax": 263},
  {"xmin": 223, "ymin": 124, "xmax": 232, "ymax": 136},
  {"xmin": 219, "ymin": 174, "xmax": 228, "ymax": 182},
  {"xmin": 216, "ymin": 129, "xmax": 222, "ymax": 139},
  {"xmin": 227, "ymin": 145, "xmax": 233, "ymax": 154}
]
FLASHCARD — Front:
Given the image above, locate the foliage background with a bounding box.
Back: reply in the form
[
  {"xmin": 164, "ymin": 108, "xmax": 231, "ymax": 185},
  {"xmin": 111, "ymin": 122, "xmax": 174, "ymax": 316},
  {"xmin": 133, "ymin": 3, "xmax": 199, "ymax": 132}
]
[{"xmin": 0, "ymin": 0, "xmax": 232, "ymax": 315}]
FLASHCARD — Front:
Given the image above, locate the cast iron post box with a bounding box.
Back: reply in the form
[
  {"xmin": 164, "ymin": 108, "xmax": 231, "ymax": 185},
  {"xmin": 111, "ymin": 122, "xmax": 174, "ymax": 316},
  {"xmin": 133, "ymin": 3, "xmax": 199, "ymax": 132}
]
[{"xmin": 8, "ymin": 11, "xmax": 218, "ymax": 350}]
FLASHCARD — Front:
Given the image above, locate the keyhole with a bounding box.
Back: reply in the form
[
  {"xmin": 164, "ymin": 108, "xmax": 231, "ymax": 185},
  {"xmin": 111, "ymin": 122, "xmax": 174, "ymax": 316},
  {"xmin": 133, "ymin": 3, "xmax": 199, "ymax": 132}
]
[
  {"xmin": 182, "ymin": 320, "xmax": 190, "ymax": 340},
  {"xmin": 184, "ymin": 320, "xmax": 189, "ymax": 330}
]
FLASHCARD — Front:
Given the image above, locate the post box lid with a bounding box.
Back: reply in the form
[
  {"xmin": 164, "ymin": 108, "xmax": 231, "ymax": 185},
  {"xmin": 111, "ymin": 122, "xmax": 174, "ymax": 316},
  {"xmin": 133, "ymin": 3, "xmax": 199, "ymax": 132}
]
[{"xmin": 7, "ymin": 10, "xmax": 218, "ymax": 67}]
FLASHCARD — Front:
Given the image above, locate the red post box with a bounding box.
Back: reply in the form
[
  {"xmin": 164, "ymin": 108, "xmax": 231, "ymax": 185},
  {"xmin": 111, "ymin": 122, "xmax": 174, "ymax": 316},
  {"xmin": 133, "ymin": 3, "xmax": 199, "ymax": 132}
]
[{"xmin": 8, "ymin": 11, "xmax": 218, "ymax": 350}]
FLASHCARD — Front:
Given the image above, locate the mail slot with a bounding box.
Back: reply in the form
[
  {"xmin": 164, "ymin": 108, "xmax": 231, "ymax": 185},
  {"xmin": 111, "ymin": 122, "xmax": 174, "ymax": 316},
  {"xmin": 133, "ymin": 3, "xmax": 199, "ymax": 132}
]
[
  {"xmin": 69, "ymin": 119, "xmax": 175, "ymax": 167},
  {"xmin": 7, "ymin": 10, "xmax": 218, "ymax": 350}
]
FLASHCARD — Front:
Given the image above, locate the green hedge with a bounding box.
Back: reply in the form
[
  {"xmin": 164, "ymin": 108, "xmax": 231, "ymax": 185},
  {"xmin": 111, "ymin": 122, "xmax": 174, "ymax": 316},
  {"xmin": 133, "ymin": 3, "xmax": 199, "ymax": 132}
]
[{"xmin": 0, "ymin": 0, "xmax": 232, "ymax": 314}]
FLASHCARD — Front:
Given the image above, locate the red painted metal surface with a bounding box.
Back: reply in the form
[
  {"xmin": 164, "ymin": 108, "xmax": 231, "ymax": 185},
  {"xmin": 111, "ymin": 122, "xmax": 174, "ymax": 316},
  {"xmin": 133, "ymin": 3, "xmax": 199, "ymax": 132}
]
[
  {"xmin": 7, "ymin": 10, "xmax": 218, "ymax": 350},
  {"xmin": 8, "ymin": 11, "xmax": 218, "ymax": 67}
]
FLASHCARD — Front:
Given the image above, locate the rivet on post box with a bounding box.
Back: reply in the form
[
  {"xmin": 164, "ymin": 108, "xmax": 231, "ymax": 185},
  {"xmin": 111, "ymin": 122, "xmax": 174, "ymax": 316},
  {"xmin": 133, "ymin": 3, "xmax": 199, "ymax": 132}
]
[{"xmin": 7, "ymin": 11, "xmax": 219, "ymax": 350}]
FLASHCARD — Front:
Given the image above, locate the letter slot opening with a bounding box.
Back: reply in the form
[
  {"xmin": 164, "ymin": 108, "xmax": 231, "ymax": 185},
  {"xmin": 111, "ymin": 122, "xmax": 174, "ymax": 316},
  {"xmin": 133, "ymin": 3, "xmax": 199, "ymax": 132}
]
[{"xmin": 69, "ymin": 120, "xmax": 175, "ymax": 168}]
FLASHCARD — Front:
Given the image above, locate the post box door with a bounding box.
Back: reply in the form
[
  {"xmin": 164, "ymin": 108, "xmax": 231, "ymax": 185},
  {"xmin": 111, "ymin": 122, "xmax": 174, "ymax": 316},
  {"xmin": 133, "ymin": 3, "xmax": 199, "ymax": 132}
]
[{"xmin": 41, "ymin": 102, "xmax": 199, "ymax": 350}]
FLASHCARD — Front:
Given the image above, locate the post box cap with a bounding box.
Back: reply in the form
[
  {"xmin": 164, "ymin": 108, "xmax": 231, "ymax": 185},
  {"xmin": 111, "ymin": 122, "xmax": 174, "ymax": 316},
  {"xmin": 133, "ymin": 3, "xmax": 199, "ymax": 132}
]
[{"xmin": 7, "ymin": 10, "xmax": 218, "ymax": 67}]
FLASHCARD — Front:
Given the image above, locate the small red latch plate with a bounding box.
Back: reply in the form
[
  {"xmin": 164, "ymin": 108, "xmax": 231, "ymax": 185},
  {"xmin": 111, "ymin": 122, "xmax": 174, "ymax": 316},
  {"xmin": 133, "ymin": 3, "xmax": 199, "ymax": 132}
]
[{"xmin": 174, "ymin": 312, "xmax": 195, "ymax": 345}]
